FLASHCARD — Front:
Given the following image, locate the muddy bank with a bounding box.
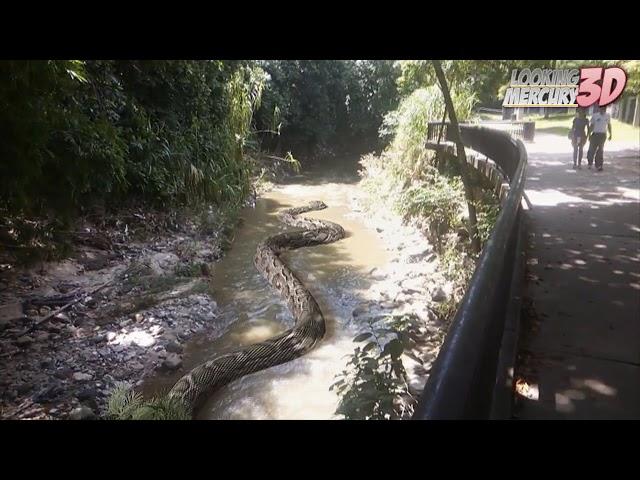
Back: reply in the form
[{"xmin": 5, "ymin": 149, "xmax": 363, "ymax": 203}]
[{"xmin": 0, "ymin": 207, "xmax": 232, "ymax": 420}]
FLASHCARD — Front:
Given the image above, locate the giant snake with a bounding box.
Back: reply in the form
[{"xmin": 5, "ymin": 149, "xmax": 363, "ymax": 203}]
[{"xmin": 167, "ymin": 201, "xmax": 345, "ymax": 417}]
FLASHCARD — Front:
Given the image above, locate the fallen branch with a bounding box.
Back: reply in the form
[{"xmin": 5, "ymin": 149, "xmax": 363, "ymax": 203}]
[{"xmin": 17, "ymin": 279, "xmax": 116, "ymax": 337}]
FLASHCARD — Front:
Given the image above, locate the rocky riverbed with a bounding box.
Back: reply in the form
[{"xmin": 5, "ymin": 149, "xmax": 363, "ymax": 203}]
[
  {"xmin": 0, "ymin": 173, "xmax": 471, "ymax": 420},
  {"xmin": 0, "ymin": 210, "xmax": 227, "ymax": 420},
  {"xmin": 345, "ymin": 189, "xmax": 468, "ymax": 399}
]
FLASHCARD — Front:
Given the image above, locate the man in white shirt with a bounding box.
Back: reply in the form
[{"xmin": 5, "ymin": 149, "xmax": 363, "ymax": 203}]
[{"xmin": 586, "ymin": 106, "xmax": 612, "ymax": 171}]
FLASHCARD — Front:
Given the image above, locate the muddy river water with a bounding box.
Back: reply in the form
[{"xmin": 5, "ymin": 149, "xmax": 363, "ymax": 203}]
[{"xmin": 145, "ymin": 158, "xmax": 393, "ymax": 419}]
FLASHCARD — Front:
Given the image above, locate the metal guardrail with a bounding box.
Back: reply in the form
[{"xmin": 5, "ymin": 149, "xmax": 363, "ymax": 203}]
[
  {"xmin": 474, "ymin": 121, "xmax": 535, "ymax": 142},
  {"xmin": 430, "ymin": 120, "xmax": 536, "ymax": 143},
  {"xmin": 413, "ymin": 123, "xmax": 528, "ymax": 420}
]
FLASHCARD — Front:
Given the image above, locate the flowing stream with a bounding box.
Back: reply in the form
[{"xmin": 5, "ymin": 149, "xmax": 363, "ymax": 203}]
[{"xmin": 145, "ymin": 157, "xmax": 391, "ymax": 419}]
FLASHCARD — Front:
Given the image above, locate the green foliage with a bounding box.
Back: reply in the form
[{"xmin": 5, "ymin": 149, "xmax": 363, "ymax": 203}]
[
  {"xmin": 395, "ymin": 60, "xmax": 521, "ymax": 106},
  {"xmin": 380, "ymin": 85, "xmax": 477, "ymax": 175},
  {"xmin": 332, "ymin": 315, "xmax": 419, "ymax": 420},
  {"xmin": 254, "ymin": 60, "xmax": 399, "ymax": 157},
  {"xmin": 107, "ymin": 383, "xmax": 190, "ymax": 420},
  {"xmin": 398, "ymin": 170, "xmax": 465, "ymax": 237},
  {"xmin": 360, "ymin": 86, "xmax": 476, "ymax": 251},
  {"xmin": 0, "ymin": 60, "xmax": 263, "ymax": 218},
  {"xmin": 475, "ymin": 192, "xmax": 500, "ymax": 245}
]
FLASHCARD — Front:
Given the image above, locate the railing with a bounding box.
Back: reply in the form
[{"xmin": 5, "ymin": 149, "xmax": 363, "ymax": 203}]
[
  {"xmin": 413, "ymin": 123, "xmax": 528, "ymax": 420},
  {"xmin": 429, "ymin": 120, "xmax": 535, "ymax": 143}
]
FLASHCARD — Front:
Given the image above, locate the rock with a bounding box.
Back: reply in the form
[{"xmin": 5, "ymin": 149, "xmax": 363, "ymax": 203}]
[
  {"xmin": 147, "ymin": 252, "xmax": 180, "ymax": 276},
  {"xmin": 15, "ymin": 336, "xmax": 33, "ymax": 347},
  {"xmin": 431, "ymin": 287, "xmax": 448, "ymax": 303},
  {"xmin": 72, "ymin": 372, "xmax": 93, "ymax": 382},
  {"xmin": 407, "ymin": 250, "xmax": 431, "ymax": 263},
  {"xmin": 92, "ymin": 334, "xmax": 107, "ymax": 344},
  {"xmin": 17, "ymin": 383, "xmax": 33, "ymax": 395},
  {"xmin": 68, "ymin": 406, "xmax": 96, "ymax": 420},
  {"xmin": 54, "ymin": 368, "xmax": 72, "ymax": 380},
  {"xmin": 401, "ymin": 277, "xmax": 426, "ymax": 293},
  {"xmin": 130, "ymin": 362, "xmax": 145, "ymax": 371},
  {"xmin": 40, "ymin": 359, "xmax": 53, "ymax": 369},
  {"xmin": 165, "ymin": 341, "xmax": 183, "ymax": 354},
  {"xmin": 149, "ymin": 325, "xmax": 164, "ymax": 336},
  {"xmin": 161, "ymin": 354, "xmax": 182, "ymax": 371},
  {"xmin": 412, "ymin": 302, "xmax": 437, "ymax": 323},
  {"xmin": 47, "ymin": 324, "xmax": 62, "ymax": 333},
  {"xmin": 0, "ymin": 302, "xmax": 25, "ymax": 326},
  {"xmin": 352, "ymin": 305, "xmax": 370, "ymax": 318},
  {"xmin": 76, "ymin": 387, "xmax": 97, "ymax": 402},
  {"xmin": 106, "ymin": 332, "xmax": 117, "ymax": 342},
  {"xmin": 33, "ymin": 384, "xmax": 64, "ymax": 403},
  {"xmin": 35, "ymin": 332, "xmax": 50, "ymax": 342},
  {"xmin": 376, "ymin": 227, "xmax": 384, "ymax": 233},
  {"xmin": 175, "ymin": 330, "xmax": 189, "ymax": 341},
  {"xmin": 53, "ymin": 312, "xmax": 70, "ymax": 323},
  {"xmin": 395, "ymin": 293, "xmax": 412, "ymax": 304}
]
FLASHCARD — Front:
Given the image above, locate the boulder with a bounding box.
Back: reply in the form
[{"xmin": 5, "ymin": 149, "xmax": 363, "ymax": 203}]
[
  {"xmin": 68, "ymin": 406, "xmax": 96, "ymax": 420},
  {"xmin": 161, "ymin": 353, "xmax": 182, "ymax": 371}
]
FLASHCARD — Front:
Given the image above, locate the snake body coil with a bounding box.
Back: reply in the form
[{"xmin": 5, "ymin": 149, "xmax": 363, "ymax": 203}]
[{"xmin": 167, "ymin": 201, "xmax": 345, "ymax": 417}]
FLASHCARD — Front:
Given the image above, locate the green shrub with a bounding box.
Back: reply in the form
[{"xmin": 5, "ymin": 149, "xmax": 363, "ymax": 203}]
[{"xmin": 332, "ymin": 315, "xmax": 420, "ymax": 420}]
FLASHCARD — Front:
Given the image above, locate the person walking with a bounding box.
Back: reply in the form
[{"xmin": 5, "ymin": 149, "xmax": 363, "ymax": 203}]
[
  {"xmin": 570, "ymin": 109, "xmax": 589, "ymax": 169},
  {"xmin": 586, "ymin": 106, "xmax": 612, "ymax": 171}
]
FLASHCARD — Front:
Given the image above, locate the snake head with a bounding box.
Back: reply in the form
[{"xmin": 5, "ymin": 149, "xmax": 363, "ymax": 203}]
[{"xmin": 309, "ymin": 201, "xmax": 327, "ymax": 210}]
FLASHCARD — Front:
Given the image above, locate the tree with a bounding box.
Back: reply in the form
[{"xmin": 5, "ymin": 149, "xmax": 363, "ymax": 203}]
[
  {"xmin": 432, "ymin": 60, "xmax": 481, "ymax": 253},
  {"xmin": 255, "ymin": 60, "xmax": 400, "ymax": 158}
]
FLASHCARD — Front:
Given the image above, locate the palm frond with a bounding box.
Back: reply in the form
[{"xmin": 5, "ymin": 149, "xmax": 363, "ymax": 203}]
[{"xmin": 106, "ymin": 383, "xmax": 190, "ymax": 420}]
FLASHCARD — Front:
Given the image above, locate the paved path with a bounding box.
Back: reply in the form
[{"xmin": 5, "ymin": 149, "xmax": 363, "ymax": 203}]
[{"xmin": 514, "ymin": 134, "xmax": 640, "ymax": 419}]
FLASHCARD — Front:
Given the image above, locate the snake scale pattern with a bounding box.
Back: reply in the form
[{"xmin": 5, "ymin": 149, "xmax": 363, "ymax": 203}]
[{"xmin": 167, "ymin": 201, "xmax": 345, "ymax": 417}]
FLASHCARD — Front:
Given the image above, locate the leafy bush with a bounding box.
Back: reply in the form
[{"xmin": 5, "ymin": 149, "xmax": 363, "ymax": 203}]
[{"xmin": 332, "ymin": 315, "xmax": 420, "ymax": 420}]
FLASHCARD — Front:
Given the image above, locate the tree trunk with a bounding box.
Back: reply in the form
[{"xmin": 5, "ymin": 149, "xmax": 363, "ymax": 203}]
[{"xmin": 432, "ymin": 60, "xmax": 481, "ymax": 253}]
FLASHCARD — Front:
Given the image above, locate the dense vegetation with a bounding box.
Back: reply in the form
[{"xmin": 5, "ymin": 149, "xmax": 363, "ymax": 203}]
[
  {"xmin": 0, "ymin": 60, "xmax": 264, "ymax": 215},
  {"xmin": 254, "ymin": 60, "xmax": 399, "ymax": 157}
]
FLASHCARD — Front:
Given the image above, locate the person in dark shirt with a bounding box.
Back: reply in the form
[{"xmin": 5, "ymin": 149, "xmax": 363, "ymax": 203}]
[{"xmin": 570, "ymin": 109, "xmax": 590, "ymax": 169}]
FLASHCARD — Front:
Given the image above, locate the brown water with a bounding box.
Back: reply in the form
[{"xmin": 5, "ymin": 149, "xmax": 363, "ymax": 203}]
[{"xmin": 146, "ymin": 158, "xmax": 390, "ymax": 419}]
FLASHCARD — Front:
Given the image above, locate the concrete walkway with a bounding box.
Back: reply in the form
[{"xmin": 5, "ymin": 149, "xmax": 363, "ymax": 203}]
[{"xmin": 514, "ymin": 134, "xmax": 640, "ymax": 419}]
